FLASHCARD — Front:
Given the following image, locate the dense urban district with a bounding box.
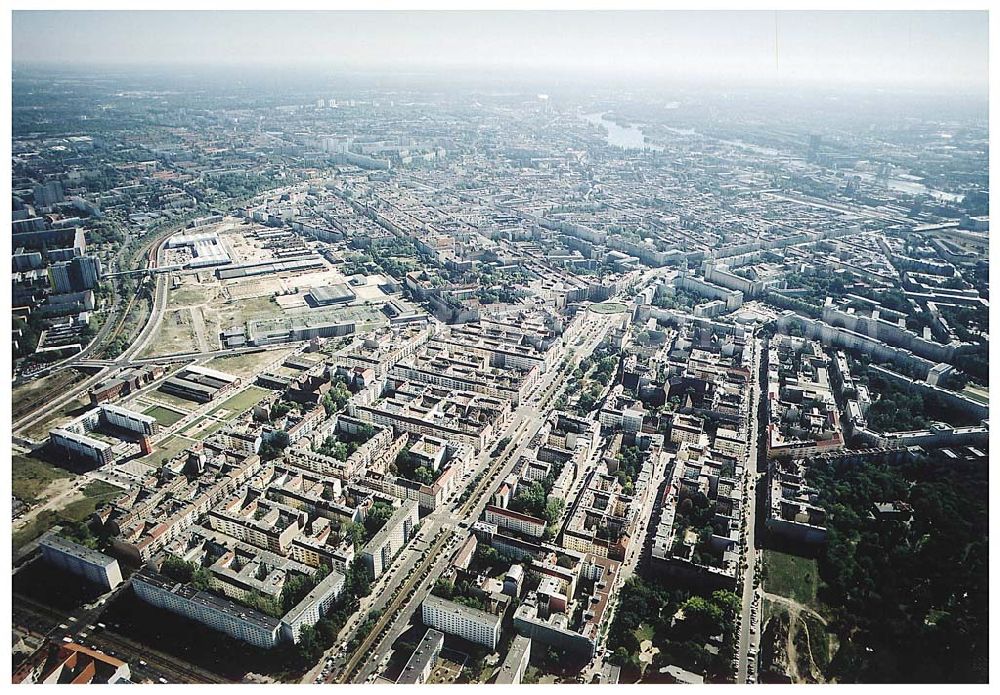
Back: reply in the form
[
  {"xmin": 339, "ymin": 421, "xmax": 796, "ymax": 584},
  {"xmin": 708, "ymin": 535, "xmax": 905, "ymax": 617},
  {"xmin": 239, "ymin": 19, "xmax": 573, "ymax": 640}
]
[{"xmin": 11, "ymin": 68, "xmax": 988, "ymax": 685}]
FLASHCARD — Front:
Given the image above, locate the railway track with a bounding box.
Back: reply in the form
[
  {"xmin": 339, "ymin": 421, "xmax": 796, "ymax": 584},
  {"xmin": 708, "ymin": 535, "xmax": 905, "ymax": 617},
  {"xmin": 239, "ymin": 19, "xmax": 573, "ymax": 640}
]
[
  {"xmin": 101, "ymin": 232, "xmax": 169, "ymax": 354},
  {"xmin": 335, "ymin": 529, "xmax": 452, "ymax": 683},
  {"xmin": 89, "ymin": 630, "xmax": 229, "ymax": 684},
  {"xmin": 14, "ymin": 589, "xmax": 228, "ymax": 684}
]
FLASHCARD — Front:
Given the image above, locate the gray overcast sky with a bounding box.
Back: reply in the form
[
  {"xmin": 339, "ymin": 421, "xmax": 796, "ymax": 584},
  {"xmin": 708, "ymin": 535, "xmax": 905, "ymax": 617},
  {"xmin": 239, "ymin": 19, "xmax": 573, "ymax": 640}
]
[{"xmin": 12, "ymin": 11, "xmax": 989, "ymax": 90}]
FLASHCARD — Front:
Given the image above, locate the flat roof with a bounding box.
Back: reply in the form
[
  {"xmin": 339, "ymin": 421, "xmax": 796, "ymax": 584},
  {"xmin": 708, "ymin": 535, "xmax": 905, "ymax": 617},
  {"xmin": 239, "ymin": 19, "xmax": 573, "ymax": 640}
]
[
  {"xmin": 486, "ymin": 505, "xmax": 545, "ymax": 526},
  {"xmin": 362, "ymin": 500, "xmax": 418, "ymax": 554},
  {"xmin": 423, "ymin": 593, "xmax": 502, "ymax": 625},
  {"xmin": 310, "ymin": 284, "xmax": 356, "ymax": 303},
  {"xmin": 40, "ymin": 534, "xmax": 118, "ymax": 568},
  {"xmin": 51, "ymin": 428, "xmax": 113, "ymax": 451},
  {"xmin": 282, "ymin": 570, "xmax": 346, "ymax": 625},
  {"xmin": 134, "ymin": 567, "xmax": 281, "ymax": 631},
  {"xmin": 102, "ymin": 403, "xmax": 157, "ymax": 425},
  {"xmin": 494, "ymin": 634, "xmax": 531, "ymax": 684},
  {"xmin": 396, "ymin": 628, "xmax": 444, "ymax": 684}
]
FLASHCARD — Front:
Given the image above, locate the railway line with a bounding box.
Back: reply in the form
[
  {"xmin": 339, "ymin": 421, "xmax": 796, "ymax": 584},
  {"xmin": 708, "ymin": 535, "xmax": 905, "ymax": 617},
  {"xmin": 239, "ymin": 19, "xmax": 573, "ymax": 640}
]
[
  {"xmin": 14, "ymin": 587, "xmax": 227, "ymax": 684},
  {"xmin": 334, "ymin": 528, "xmax": 452, "ymax": 683}
]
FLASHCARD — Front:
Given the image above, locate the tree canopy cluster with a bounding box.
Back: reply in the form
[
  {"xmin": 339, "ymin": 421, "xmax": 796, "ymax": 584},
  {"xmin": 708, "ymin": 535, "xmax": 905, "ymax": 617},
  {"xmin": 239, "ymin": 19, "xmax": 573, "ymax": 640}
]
[
  {"xmin": 507, "ymin": 462, "xmax": 567, "ymax": 539},
  {"xmin": 859, "ymin": 371, "xmax": 980, "ymax": 433},
  {"xmin": 807, "ymin": 452, "xmax": 988, "ymax": 682},
  {"xmin": 608, "ymin": 575, "xmax": 738, "ymax": 682},
  {"xmin": 392, "ymin": 446, "xmax": 438, "ymax": 486},
  {"xmin": 321, "ymin": 380, "xmax": 352, "ymax": 416},
  {"xmin": 363, "ymin": 500, "xmax": 396, "ymax": 542},
  {"xmin": 314, "ymin": 424, "xmax": 374, "ymax": 462},
  {"xmin": 615, "ymin": 443, "xmax": 645, "ymax": 495}
]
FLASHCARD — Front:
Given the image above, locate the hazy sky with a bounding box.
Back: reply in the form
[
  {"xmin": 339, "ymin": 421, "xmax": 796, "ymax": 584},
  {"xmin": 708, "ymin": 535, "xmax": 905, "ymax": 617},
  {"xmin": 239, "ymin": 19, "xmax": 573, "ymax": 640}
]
[{"xmin": 12, "ymin": 11, "xmax": 989, "ymax": 90}]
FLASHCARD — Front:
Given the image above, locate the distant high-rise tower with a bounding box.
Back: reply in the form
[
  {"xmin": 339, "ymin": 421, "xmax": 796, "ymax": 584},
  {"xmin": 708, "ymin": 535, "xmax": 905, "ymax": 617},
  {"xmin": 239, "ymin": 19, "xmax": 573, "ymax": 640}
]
[
  {"xmin": 33, "ymin": 180, "xmax": 64, "ymax": 207},
  {"xmin": 808, "ymin": 134, "xmax": 822, "ymax": 163},
  {"xmin": 48, "ymin": 255, "xmax": 102, "ymax": 294}
]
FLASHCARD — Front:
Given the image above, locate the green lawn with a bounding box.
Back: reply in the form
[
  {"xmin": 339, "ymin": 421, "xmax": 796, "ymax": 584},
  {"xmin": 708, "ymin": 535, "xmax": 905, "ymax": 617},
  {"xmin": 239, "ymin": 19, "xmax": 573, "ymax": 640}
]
[
  {"xmin": 137, "ymin": 435, "xmax": 193, "ymax": 465},
  {"xmin": 12, "ymin": 454, "xmax": 73, "ymax": 504},
  {"xmin": 208, "ymin": 386, "xmax": 271, "ymax": 419},
  {"xmin": 763, "ymin": 549, "xmax": 820, "ymax": 608},
  {"xmin": 181, "ymin": 418, "xmax": 229, "ymax": 439},
  {"xmin": 177, "ymin": 416, "xmax": 207, "ymax": 436},
  {"xmin": 143, "ymin": 405, "xmax": 187, "ymax": 427}
]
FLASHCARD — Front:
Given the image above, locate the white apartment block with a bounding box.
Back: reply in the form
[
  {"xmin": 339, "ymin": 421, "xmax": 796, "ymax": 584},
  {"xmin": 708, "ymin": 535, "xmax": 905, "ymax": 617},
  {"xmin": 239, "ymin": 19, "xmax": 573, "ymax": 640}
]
[
  {"xmin": 39, "ymin": 535, "xmax": 123, "ymax": 591},
  {"xmin": 360, "ymin": 500, "xmax": 419, "ymax": 579},
  {"xmin": 485, "ymin": 505, "xmax": 546, "ymax": 538},
  {"xmin": 422, "ymin": 594, "xmax": 503, "ymax": 651}
]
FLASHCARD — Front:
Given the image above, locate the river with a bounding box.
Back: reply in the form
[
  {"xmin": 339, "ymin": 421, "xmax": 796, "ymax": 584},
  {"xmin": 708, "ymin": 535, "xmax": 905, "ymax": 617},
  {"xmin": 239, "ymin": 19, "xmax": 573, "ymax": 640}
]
[{"xmin": 581, "ymin": 112, "xmax": 663, "ymax": 151}]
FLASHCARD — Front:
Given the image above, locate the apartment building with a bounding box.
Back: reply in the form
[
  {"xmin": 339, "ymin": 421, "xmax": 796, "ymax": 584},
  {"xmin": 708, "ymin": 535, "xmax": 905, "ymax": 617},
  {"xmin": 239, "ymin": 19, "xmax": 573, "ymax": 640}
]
[
  {"xmin": 360, "ymin": 500, "xmax": 419, "ymax": 579},
  {"xmin": 421, "ymin": 594, "xmax": 503, "ymax": 651},
  {"xmin": 133, "ymin": 567, "xmax": 284, "ymax": 649},
  {"xmin": 39, "ymin": 534, "xmax": 123, "ymax": 591},
  {"xmin": 396, "ymin": 628, "xmax": 444, "ymax": 684},
  {"xmin": 485, "ymin": 505, "xmax": 546, "ymax": 539},
  {"xmin": 49, "ymin": 428, "xmax": 113, "ymax": 466}
]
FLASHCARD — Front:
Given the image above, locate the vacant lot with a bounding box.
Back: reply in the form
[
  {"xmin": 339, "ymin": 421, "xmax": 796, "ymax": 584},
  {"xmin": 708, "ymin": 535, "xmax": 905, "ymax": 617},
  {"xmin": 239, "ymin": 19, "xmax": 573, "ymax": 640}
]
[
  {"xmin": 60, "ymin": 480, "xmax": 121, "ymax": 519},
  {"xmin": 225, "ymin": 294, "xmax": 282, "ymax": 326},
  {"xmin": 13, "ymin": 370, "xmax": 78, "ymax": 421},
  {"xmin": 12, "ymin": 454, "xmax": 73, "ymax": 504},
  {"xmin": 21, "ymin": 396, "xmax": 92, "ymax": 441},
  {"xmin": 208, "ymin": 386, "xmax": 271, "ymax": 419},
  {"xmin": 763, "ymin": 549, "xmax": 819, "ymax": 608},
  {"xmin": 206, "ymin": 348, "xmax": 293, "ymax": 379},
  {"xmin": 169, "ymin": 281, "xmax": 220, "ymax": 308},
  {"xmin": 141, "ymin": 308, "xmax": 198, "ymax": 357},
  {"xmin": 12, "ymin": 479, "xmax": 122, "ymax": 551}
]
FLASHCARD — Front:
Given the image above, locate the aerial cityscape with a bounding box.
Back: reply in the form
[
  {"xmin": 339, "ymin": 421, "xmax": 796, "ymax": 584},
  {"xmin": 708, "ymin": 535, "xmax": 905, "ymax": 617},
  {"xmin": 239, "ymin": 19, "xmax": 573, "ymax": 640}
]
[{"xmin": 9, "ymin": 9, "xmax": 989, "ymax": 685}]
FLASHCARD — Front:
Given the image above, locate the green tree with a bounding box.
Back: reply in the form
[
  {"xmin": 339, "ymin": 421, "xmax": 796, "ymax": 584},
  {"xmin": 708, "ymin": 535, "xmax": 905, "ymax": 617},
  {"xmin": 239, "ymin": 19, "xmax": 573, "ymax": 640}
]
[
  {"xmin": 281, "ymin": 572, "xmax": 319, "ymax": 611},
  {"xmin": 364, "ymin": 501, "xmax": 395, "ymax": 538},
  {"xmin": 296, "ymin": 624, "xmax": 323, "ymax": 663},
  {"xmin": 160, "ymin": 555, "xmax": 195, "ymax": 582}
]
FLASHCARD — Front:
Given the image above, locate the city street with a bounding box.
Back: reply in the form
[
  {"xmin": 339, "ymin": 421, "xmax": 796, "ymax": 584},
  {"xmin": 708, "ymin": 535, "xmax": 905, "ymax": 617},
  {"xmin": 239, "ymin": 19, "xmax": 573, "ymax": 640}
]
[{"xmin": 737, "ymin": 335, "xmax": 765, "ymax": 683}]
